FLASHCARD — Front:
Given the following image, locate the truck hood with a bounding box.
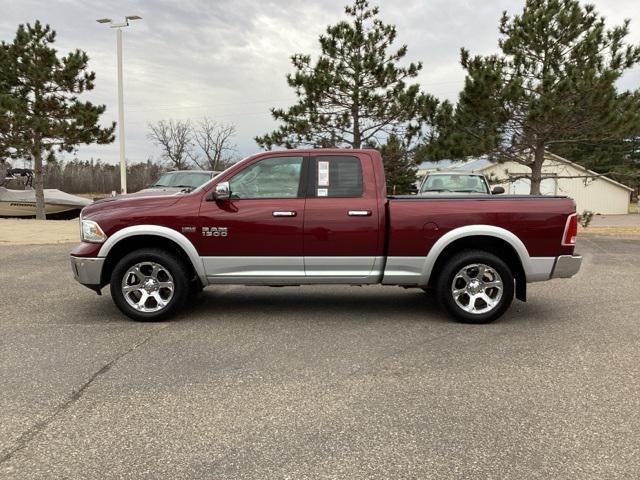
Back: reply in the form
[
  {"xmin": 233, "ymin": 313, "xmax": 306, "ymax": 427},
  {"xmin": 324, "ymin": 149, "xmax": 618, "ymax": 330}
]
[{"xmin": 81, "ymin": 192, "xmax": 184, "ymax": 218}]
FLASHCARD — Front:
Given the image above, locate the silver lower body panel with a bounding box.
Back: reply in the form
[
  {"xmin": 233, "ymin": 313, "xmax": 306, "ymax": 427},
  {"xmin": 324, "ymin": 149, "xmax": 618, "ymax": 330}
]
[
  {"xmin": 203, "ymin": 256, "xmax": 304, "ymax": 277},
  {"xmin": 525, "ymin": 257, "xmax": 556, "ymax": 282},
  {"xmin": 203, "ymin": 256, "xmax": 383, "ymax": 285},
  {"xmin": 381, "ymin": 256, "xmax": 425, "ymax": 285}
]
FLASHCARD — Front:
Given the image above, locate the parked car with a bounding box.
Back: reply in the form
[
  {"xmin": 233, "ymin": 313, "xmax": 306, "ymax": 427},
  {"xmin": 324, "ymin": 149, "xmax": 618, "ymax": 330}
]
[
  {"xmin": 416, "ymin": 172, "xmax": 504, "ymax": 195},
  {"xmin": 135, "ymin": 170, "xmax": 221, "ymax": 195},
  {"xmin": 70, "ymin": 149, "xmax": 581, "ymax": 324}
]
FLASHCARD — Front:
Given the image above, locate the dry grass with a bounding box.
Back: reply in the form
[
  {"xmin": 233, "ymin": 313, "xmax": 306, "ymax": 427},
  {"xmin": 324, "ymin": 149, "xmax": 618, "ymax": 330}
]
[
  {"xmin": 0, "ymin": 218, "xmax": 79, "ymax": 245},
  {"xmin": 579, "ymin": 226, "xmax": 640, "ymax": 236}
]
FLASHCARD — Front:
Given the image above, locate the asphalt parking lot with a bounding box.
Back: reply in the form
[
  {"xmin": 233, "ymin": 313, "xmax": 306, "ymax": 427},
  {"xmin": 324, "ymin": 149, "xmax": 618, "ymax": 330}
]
[{"xmin": 1, "ymin": 236, "xmax": 639, "ymax": 479}]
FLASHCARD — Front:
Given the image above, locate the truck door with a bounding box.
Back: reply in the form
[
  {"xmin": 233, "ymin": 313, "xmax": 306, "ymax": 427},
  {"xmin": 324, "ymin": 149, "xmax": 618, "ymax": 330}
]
[
  {"xmin": 303, "ymin": 153, "xmax": 383, "ymax": 280},
  {"xmin": 198, "ymin": 154, "xmax": 307, "ymax": 281}
]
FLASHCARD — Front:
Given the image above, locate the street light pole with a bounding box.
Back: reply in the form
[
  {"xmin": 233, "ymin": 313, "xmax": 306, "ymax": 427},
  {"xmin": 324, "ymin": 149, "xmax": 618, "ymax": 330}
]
[
  {"xmin": 116, "ymin": 27, "xmax": 126, "ymax": 194},
  {"xmin": 97, "ymin": 15, "xmax": 142, "ymax": 195}
]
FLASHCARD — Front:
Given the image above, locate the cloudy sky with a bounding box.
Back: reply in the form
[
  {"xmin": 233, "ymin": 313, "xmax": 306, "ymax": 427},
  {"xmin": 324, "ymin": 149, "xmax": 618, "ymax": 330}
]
[{"xmin": 2, "ymin": 0, "xmax": 639, "ymax": 165}]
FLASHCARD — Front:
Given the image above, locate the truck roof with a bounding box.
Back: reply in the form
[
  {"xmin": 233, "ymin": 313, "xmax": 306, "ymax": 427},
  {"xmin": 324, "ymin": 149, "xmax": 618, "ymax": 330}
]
[{"xmin": 254, "ymin": 148, "xmax": 380, "ymax": 155}]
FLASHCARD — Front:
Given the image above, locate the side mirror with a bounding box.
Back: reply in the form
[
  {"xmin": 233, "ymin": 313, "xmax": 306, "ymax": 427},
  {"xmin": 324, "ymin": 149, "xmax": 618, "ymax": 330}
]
[
  {"xmin": 492, "ymin": 186, "xmax": 505, "ymax": 195},
  {"xmin": 211, "ymin": 181, "xmax": 230, "ymax": 201},
  {"xmin": 408, "ymin": 184, "xmax": 419, "ymax": 195}
]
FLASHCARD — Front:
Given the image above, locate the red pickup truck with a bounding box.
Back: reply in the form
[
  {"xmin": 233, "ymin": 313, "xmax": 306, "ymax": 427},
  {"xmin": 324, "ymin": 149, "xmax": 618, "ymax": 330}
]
[{"xmin": 70, "ymin": 149, "xmax": 581, "ymax": 324}]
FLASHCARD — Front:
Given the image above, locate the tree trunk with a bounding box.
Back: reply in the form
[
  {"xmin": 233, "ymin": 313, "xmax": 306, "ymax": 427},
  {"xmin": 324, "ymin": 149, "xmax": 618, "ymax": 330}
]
[
  {"xmin": 352, "ymin": 105, "xmax": 361, "ymax": 149},
  {"xmin": 32, "ymin": 139, "xmax": 46, "ymax": 220},
  {"xmin": 529, "ymin": 143, "xmax": 545, "ymax": 195},
  {"xmin": 0, "ymin": 160, "xmax": 8, "ymax": 187}
]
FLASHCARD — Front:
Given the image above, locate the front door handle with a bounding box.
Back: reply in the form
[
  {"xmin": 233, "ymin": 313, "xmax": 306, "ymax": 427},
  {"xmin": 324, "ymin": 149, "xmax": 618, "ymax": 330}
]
[
  {"xmin": 273, "ymin": 211, "xmax": 297, "ymax": 217},
  {"xmin": 348, "ymin": 210, "xmax": 372, "ymax": 216}
]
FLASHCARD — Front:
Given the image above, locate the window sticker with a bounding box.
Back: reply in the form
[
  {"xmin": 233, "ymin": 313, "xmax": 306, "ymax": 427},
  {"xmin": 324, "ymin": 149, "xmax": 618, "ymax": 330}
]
[
  {"xmin": 318, "ymin": 161, "xmax": 330, "ymax": 187},
  {"xmin": 317, "ymin": 188, "xmax": 328, "ymax": 197}
]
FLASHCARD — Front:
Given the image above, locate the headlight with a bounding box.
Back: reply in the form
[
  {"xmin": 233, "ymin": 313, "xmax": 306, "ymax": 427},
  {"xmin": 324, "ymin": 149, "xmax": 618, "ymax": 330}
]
[{"xmin": 81, "ymin": 219, "xmax": 107, "ymax": 243}]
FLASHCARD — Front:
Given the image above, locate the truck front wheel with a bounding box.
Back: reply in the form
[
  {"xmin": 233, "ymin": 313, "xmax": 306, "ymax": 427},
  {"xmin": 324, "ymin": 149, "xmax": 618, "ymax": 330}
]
[
  {"xmin": 436, "ymin": 250, "xmax": 514, "ymax": 324},
  {"xmin": 109, "ymin": 248, "xmax": 190, "ymax": 321}
]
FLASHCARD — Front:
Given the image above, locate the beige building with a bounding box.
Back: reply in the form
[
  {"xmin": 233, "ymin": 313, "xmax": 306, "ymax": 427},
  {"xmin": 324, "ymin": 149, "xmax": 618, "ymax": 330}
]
[{"xmin": 417, "ymin": 153, "xmax": 633, "ymax": 215}]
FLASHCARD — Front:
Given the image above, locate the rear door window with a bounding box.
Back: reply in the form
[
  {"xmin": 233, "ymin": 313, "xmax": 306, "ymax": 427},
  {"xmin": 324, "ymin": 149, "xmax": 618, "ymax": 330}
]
[{"xmin": 309, "ymin": 156, "xmax": 363, "ymax": 197}]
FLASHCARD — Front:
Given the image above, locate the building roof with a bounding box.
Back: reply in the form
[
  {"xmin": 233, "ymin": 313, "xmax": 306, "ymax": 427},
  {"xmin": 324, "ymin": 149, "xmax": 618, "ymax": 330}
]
[
  {"xmin": 417, "ymin": 156, "xmax": 493, "ymax": 172},
  {"xmin": 418, "ymin": 153, "xmax": 633, "ymax": 192},
  {"xmin": 545, "ymin": 152, "xmax": 633, "ymax": 192}
]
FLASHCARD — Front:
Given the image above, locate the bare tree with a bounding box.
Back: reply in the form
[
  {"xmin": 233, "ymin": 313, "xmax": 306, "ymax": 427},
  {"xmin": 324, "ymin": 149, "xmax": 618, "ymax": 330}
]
[
  {"xmin": 190, "ymin": 118, "xmax": 238, "ymax": 171},
  {"xmin": 147, "ymin": 120, "xmax": 194, "ymax": 170}
]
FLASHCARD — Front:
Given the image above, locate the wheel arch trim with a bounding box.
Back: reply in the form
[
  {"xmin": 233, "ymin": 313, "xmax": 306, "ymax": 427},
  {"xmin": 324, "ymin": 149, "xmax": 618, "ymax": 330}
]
[
  {"xmin": 97, "ymin": 225, "xmax": 207, "ymax": 285},
  {"xmin": 420, "ymin": 225, "xmax": 539, "ymax": 285}
]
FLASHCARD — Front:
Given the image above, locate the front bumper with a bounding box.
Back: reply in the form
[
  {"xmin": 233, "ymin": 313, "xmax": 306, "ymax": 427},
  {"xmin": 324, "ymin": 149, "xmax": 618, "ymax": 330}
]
[
  {"xmin": 70, "ymin": 255, "xmax": 105, "ymax": 291},
  {"xmin": 551, "ymin": 255, "xmax": 582, "ymax": 278}
]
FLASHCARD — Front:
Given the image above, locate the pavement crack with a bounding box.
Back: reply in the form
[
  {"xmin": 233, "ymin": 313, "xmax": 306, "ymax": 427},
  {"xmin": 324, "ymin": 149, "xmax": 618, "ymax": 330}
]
[{"xmin": 0, "ymin": 325, "xmax": 167, "ymax": 466}]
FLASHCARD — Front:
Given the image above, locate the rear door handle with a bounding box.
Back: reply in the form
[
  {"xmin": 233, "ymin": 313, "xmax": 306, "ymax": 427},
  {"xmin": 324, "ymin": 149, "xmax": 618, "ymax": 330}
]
[
  {"xmin": 272, "ymin": 211, "xmax": 297, "ymax": 217},
  {"xmin": 348, "ymin": 210, "xmax": 372, "ymax": 216}
]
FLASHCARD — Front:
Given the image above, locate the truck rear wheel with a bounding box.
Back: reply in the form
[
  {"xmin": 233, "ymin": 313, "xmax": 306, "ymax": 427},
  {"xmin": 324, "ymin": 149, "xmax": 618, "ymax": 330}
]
[
  {"xmin": 110, "ymin": 248, "xmax": 190, "ymax": 321},
  {"xmin": 436, "ymin": 250, "xmax": 514, "ymax": 324}
]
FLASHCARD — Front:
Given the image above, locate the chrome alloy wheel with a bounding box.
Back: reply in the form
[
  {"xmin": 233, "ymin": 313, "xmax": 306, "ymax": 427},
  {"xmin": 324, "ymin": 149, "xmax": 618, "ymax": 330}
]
[
  {"xmin": 121, "ymin": 262, "xmax": 175, "ymax": 313},
  {"xmin": 451, "ymin": 263, "xmax": 503, "ymax": 315}
]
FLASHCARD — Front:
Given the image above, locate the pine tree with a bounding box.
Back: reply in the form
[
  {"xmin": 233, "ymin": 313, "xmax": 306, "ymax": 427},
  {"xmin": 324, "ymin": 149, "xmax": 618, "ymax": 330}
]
[
  {"xmin": 551, "ymin": 136, "xmax": 640, "ymax": 189},
  {"xmin": 255, "ymin": 0, "xmax": 438, "ymax": 150},
  {"xmin": 0, "ymin": 22, "xmax": 114, "ymax": 218},
  {"xmin": 377, "ymin": 135, "xmax": 417, "ymax": 194},
  {"xmin": 443, "ymin": 0, "xmax": 640, "ymax": 194}
]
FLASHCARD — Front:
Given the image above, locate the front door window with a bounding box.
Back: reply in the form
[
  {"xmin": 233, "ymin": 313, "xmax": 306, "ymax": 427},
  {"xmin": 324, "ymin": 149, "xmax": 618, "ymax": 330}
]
[{"xmin": 229, "ymin": 156, "xmax": 303, "ymax": 199}]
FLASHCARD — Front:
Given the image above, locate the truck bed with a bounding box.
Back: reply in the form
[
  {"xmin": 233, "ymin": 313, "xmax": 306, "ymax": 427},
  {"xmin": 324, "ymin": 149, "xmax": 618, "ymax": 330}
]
[{"xmin": 386, "ymin": 195, "xmax": 576, "ymax": 258}]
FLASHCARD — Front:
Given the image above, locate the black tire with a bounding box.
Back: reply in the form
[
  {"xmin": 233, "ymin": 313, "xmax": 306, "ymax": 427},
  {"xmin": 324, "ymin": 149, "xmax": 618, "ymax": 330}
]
[
  {"xmin": 436, "ymin": 249, "xmax": 514, "ymax": 324},
  {"xmin": 109, "ymin": 248, "xmax": 190, "ymax": 321}
]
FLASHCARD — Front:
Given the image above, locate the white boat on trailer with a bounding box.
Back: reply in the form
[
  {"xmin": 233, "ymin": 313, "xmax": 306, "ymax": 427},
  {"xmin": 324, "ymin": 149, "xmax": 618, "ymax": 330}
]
[{"xmin": 0, "ymin": 187, "xmax": 92, "ymax": 218}]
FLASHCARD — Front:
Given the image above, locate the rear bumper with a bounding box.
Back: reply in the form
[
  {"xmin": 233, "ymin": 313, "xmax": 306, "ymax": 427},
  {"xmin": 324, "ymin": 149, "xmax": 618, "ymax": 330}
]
[
  {"xmin": 70, "ymin": 255, "xmax": 104, "ymax": 291},
  {"xmin": 551, "ymin": 255, "xmax": 582, "ymax": 279}
]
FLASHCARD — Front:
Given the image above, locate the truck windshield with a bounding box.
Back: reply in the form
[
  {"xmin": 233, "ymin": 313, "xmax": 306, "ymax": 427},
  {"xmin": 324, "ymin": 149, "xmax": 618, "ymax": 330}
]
[
  {"xmin": 420, "ymin": 174, "xmax": 489, "ymax": 194},
  {"xmin": 152, "ymin": 172, "xmax": 212, "ymax": 189}
]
